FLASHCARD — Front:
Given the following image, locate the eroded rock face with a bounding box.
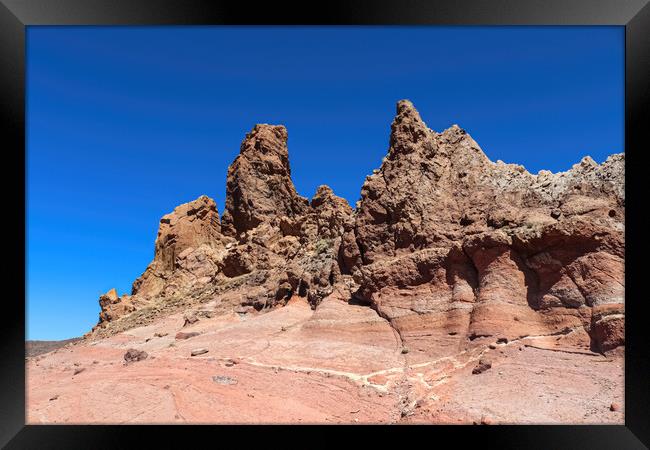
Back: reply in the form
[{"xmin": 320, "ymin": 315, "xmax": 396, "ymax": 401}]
[
  {"xmin": 221, "ymin": 124, "xmax": 309, "ymax": 238},
  {"xmin": 94, "ymin": 196, "xmax": 232, "ymax": 331},
  {"xmin": 92, "ymin": 100, "xmax": 624, "ymax": 358},
  {"xmin": 93, "ymin": 124, "xmax": 353, "ymax": 332},
  {"xmin": 345, "ymin": 100, "xmax": 624, "ymax": 358},
  {"xmin": 218, "ymin": 129, "xmax": 353, "ymax": 310},
  {"xmin": 97, "ymin": 288, "xmax": 136, "ymax": 327},
  {"xmin": 131, "ymin": 195, "xmax": 228, "ymax": 299}
]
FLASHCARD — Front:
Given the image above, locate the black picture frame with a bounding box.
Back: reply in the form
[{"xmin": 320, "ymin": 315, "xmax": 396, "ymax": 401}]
[{"xmin": 1, "ymin": 1, "xmax": 648, "ymax": 448}]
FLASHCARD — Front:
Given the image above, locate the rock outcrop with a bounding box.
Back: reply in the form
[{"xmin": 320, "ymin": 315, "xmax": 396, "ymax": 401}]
[
  {"xmin": 344, "ymin": 100, "xmax": 624, "ymax": 358},
  {"xmin": 93, "ymin": 100, "xmax": 624, "ymax": 359},
  {"xmin": 132, "ymin": 195, "xmax": 229, "ymax": 298},
  {"xmin": 220, "ymin": 124, "xmax": 309, "ymax": 237},
  {"xmin": 34, "ymin": 99, "xmax": 625, "ymax": 426},
  {"xmin": 97, "ymin": 288, "xmax": 136, "ymax": 327},
  {"xmin": 217, "ymin": 126, "xmax": 353, "ymax": 310},
  {"xmin": 94, "ymin": 124, "xmax": 353, "ymax": 332}
]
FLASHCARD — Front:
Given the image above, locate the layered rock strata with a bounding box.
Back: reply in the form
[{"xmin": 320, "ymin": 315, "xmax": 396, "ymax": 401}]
[{"xmin": 94, "ymin": 100, "xmax": 624, "ymax": 359}]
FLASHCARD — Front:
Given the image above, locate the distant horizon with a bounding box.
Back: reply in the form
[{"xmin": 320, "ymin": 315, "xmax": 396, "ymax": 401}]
[{"xmin": 27, "ymin": 26, "xmax": 623, "ymax": 340}]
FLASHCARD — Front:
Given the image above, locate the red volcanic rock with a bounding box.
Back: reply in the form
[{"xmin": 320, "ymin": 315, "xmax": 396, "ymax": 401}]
[
  {"xmin": 221, "ymin": 124, "xmax": 309, "ymax": 237},
  {"xmin": 183, "ymin": 311, "xmax": 199, "ymax": 327},
  {"xmin": 124, "ymin": 349, "xmax": 148, "ymax": 364},
  {"xmin": 216, "ymin": 126, "xmax": 353, "ymax": 310},
  {"xmin": 472, "ymin": 359, "xmax": 492, "ymax": 375},
  {"xmin": 591, "ymin": 304, "xmax": 625, "ymax": 353},
  {"xmin": 96, "ymin": 288, "xmax": 136, "ymax": 328},
  {"xmin": 132, "ymin": 195, "xmax": 228, "ymax": 299},
  {"xmin": 345, "ymin": 99, "xmax": 624, "ymax": 360},
  {"xmin": 175, "ymin": 332, "xmax": 200, "ymax": 340},
  {"xmin": 61, "ymin": 100, "xmax": 624, "ymax": 425}
]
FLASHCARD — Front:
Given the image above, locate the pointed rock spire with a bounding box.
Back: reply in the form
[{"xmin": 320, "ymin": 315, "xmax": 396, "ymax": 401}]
[
  {"xmin": 221, "ymin": 124, "xmax": 309, "ymax": 237},
  {"xmin": 388, "ymin": 99, "xmax": 432, "ymax": 159}
]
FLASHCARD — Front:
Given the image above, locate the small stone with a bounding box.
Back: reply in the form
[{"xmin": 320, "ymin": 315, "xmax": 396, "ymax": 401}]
[
  {"xmin": 183, "ymin": 311, "xmax": 199, "ymax": 327},
  {"xmin": 472, "ymin": 359, "xmax": 492, "ymax": 375},
  {"xmin": 124, "ymin": 348, "xmax": 148, "ymax": 363},
  {"xmin": 212, "ymin": 375, "xmax": 237, "ymax": 385},
  {"xmin": 489, "ymin": 344, "xmax": 497, "ymax": 349},
  {"xmin": 175, "ymin": 331, "xmax": 200, "ymax": 340},
  {"xmin": 49, "ymin": 394, "xmax": 59, "ymax": 401},
  {"xmin": 191, "ymin": 348, "xmax": 209, "ymax": 356},
  {"xmin": 401, "ymin": 347, "xmax": 409, "ymax": 354},
  {"xmin": 610, "ymin": 402, "xmax": 621, "ymax": 412},
  {"xmin": 73, "ymin": 367, "xmax": 85, "ymax": 375},
  {"xmin": 154, "ymin": 332, "xmax": 168, "ymax": 338}
]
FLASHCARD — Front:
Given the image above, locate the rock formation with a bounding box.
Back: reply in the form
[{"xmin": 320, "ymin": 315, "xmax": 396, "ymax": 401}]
[
  {"xmin": 345, "ymin": 100, "xmax": 624, "ymax": 358},
  {"xmin": 220, "ymin": 124, "xmax": 310, "ymax": 237},
  {"xmin": 95, "ymin": 196, "xmax": 231, "ymax": 329},
  {"xmin": 95, "ymin": 123, "xmax": 353, "ymax": 332},
  {"xmin": 94, "ymin": 100, "xmax": 624, "ymax": 358},
  {"xmin": 32, "ymin": 100, "xmax": 625, "ymax": 425}
]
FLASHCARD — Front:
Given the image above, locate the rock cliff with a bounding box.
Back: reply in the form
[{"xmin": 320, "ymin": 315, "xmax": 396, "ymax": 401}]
[
  {"xmin": 345, "ymin": 100, "xmax": 624, "ymax": 358},
  {"xmin": 94, "ymin": 100, "xmax": 624, "ymax": 358}
]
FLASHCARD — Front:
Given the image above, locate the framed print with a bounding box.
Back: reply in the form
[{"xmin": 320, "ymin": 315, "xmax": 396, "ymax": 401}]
[{"xmin": 1, "ymin": 0, "xmax": 648, "ymax": 448}]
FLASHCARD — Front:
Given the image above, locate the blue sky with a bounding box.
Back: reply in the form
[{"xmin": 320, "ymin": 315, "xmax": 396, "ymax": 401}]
[{"xmin": 26, "ymin": 26, "xmax": 623, "ymax": 340}]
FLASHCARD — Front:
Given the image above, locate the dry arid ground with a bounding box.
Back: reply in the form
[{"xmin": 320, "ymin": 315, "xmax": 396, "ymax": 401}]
[
  {"xmin": 27, "ymin": 101, "xmax": 624, "ymax": 424},
  {"xmin": 26, "ymin": 296, "xmax": 623, "ymax": 424},
  {"xmin": 26, "ymin": 338, "xmax": 81, "ymax": 358}
]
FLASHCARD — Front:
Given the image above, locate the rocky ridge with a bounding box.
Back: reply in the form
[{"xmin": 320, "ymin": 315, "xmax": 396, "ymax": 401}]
[
  {"xmin": 94, "ymin": 100, "xmax": 624, "ymax": 360},
  {"xmin": 53, "ymin": 100, "xmax": 627, "ymax": 424}
]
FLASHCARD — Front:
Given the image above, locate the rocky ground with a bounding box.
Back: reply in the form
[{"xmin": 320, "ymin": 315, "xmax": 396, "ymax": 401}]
[
  {"xmin": 27, "ymin": 100, "xmax": 624, "ymax": 424},
  {"xmin": 26, "ymin": 338, "xmax": 82, "ymax": 358},
  {"xmin": 26, "ymin": 295, "xmax": 623, "ymax": 424}
]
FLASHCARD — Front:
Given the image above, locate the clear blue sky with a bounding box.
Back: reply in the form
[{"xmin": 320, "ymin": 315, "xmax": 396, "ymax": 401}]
[{"xmin": 26, "ymin": 26, "xmax": 623, "ymax": 340}]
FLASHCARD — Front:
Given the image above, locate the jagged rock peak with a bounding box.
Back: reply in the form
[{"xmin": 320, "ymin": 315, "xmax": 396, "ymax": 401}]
[
  {"xmin": 131, "ymin": 195, "xmax": 223, "ymax": 296},
  {"xmin": 103, "ymin": 288, "xmax": 119, "ymax": 302},
  {"xmin": 221, "ymin": 123, "xmax": 309, "ymax": 237},
  {"xmin": 395, "ymin": 99, "xmax": 423, "ymax": 121},
  {"xmin": 388, "ymin": 99, "xmax": 432, "ymax": 158},
  {"xmin": 310, "ymin": 185, "xmax": 352, "ymax": 212},
  {"xmin": 240, "ymin": 124, "xmax": 290, "ymax": 164},
  {"xmin": 160, "ymin": 195, "xmax": 220, "ymax": 227}
]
